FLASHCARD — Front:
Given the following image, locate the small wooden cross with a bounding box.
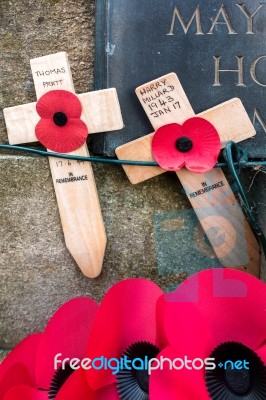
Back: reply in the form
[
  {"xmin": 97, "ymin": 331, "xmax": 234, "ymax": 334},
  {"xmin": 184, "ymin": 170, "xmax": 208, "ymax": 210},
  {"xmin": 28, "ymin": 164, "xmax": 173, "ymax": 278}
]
[
  {"xmin": 116, "ymin": 73, "xmax": 260, "ymax": 277},
  {"xmin": 3, "ymin": 52, "xmax": 123, "ymax": 278}
]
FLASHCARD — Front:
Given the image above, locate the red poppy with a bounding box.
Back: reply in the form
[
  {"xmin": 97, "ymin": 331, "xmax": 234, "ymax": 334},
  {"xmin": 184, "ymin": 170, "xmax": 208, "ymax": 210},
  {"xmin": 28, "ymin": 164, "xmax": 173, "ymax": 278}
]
[
  {"xmin": 150, "ymin": 269, "xmax": 266, "ymax": 400},
  {"xmin": 3, "ymin": 274, "xmax": 264, "ymax": 400},
  {"xmin": 0, "ymin": 298, "xmax": 98, "ymax": 400},
  {"xmin": 151, "ymin": 117, "xmax": 221, "ymax": 173},
  {"xmin": 35, "ymin": 90, "xmax": 88, "ymax": 153},
  {"xmin": 55, "ymin": 368, "xmax": 118, "ymax": 400},
  {"xmin": 55, "ymin": 279, "xmax": 166, "ymax": 400}
]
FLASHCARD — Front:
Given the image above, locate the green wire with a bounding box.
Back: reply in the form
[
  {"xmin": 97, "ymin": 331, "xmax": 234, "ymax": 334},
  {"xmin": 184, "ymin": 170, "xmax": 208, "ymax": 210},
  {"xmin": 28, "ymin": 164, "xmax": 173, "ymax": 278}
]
[
  {"xmin": 0, "ymin": 145, "xmax": 158, "ymax": 166},
  {"xmin": 1, "ymin": 142, "xmax": 265, "ymax": 257},
  {"xmin": 1, "ymin": 144, "xmax": 266, "ymax": 168},
  {"xmin": 223, "ymin": 141, "xmax": 266, "ymax": 257}
]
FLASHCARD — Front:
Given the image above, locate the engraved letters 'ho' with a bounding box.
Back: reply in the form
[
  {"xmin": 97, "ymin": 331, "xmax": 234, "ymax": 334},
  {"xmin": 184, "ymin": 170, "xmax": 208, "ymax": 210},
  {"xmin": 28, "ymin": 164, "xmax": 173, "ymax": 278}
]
[{"xmin": 167, "ymin": 3, "xmax": 266, "ymax": 132}]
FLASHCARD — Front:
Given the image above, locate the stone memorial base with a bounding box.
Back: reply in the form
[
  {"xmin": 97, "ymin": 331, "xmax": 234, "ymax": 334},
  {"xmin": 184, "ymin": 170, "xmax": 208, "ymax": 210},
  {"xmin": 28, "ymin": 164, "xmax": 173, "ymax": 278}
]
[{"xmin": 0, "ymin": 0, "xmax": 265, "ymax": 356}]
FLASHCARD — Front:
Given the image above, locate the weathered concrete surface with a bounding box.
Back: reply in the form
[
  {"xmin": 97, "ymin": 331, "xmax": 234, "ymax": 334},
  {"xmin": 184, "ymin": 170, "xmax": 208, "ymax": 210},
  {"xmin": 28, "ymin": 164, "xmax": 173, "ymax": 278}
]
[
  {"xmin": 0, "ymin": 155, "xmax": 191, "ymax": 348},
  {"xmin": 0, "ymin": 0, "xmax": 197, "ymax": 350},
  {"xmin": 0, "ymin": 0, "xmax": 265, "ymax": 354},
  {"xmin": 242, "ymin": 168, "xmax": 266, "ymax": 282},
  {"xmin": 0, "ymin": 0, "xmax": 95, "ymax": 143},
  {"xmin": 0, "ymin": 0, "xmax": 99, "ymax": 349},
  {"xmin": 0, "ymin": 350, "xmax": 8, "ymax": 362}
]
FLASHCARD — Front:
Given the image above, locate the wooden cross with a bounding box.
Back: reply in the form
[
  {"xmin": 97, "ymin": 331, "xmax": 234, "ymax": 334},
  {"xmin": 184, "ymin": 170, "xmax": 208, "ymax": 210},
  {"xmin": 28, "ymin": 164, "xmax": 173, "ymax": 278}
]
[
  {"xmin": 116, "ymin": 73, "xmax": 260, "ymax": 277},
  {"xmin": 3, "ymin": 52, "xmax": 123, "ymax": 278}
]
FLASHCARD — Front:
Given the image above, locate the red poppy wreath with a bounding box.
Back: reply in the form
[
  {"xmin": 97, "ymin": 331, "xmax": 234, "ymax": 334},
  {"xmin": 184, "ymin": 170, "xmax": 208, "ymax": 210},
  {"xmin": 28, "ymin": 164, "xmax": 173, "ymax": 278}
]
[
  {"xmin": 0, "ymin": 297, "xmax": 98, "ymax": 400},
  {"xmin": 151, "ymin": 269, "xmax": 266, "ymax": 400},
  {"xmin": 1, "ymin": 271, "xmax": 266, "ymax": 400},
  {"xmin": 35, "ymin": 90, "xmax": 88, "ymax": 153}
]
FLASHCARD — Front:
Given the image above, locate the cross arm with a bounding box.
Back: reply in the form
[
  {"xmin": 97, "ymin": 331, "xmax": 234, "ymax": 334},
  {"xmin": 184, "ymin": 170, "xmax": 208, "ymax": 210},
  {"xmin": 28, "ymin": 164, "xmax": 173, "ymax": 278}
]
[
  {"xmin": 4, "ymin": 89, "xmax": 123, "ymax": 145},
  {"xmin": 116, "ymin": 73, "xmax": 260, "ymax": 277},
  {"xmin": 3, "ymin": 51, "xmax": 124, "ymax": 278},
  {"xmin": 116, "ymin": 98, "xmax": 256, "ymax": 184},
  {"xmin": 3, "ymin": 102, "xmax": 40, "ymax": 145}
]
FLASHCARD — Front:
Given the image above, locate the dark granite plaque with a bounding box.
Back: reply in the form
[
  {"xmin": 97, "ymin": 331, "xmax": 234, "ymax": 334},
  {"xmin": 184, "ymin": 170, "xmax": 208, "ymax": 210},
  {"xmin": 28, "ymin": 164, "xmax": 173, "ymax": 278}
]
[{"xmin": 94, "ymin": 0, "xmax": 266, "ymax": 157}]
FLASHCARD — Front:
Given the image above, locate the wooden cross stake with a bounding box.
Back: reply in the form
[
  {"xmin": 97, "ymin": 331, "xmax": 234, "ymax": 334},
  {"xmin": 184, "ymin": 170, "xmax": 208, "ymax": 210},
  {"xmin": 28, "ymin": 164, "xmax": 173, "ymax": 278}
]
[
  {"xmin": 4, "ymin": 52, "xmax": 123, "ymax": 278},
  {"xmin": 116, "ymin": 73, "xmax": 260, "ymax": 277}
]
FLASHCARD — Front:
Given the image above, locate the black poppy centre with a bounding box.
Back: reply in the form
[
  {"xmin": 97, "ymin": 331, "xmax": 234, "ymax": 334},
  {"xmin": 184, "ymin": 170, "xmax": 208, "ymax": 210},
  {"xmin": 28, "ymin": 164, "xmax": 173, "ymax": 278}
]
[
  {"xmin": 53, "ymin": 111, "xmax": 68, "ymax": 127},
  {"xmin": 175, "ymin": 136, "xmax": 193, "ymax": 153},
  {"xmin": 117, "ymin": 341, "xmax": 160, "ymax": 400},
  {"xmin": 205, "ymin": 342, "xmax": 266, "ymax": 400},
  {"xmin": 48, "ymin": 364, "xmax": 74, "ymax": 399}
]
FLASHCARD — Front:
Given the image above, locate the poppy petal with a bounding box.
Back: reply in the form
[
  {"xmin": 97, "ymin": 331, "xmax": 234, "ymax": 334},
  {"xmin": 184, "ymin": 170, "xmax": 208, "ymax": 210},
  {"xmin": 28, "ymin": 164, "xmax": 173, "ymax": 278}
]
[
  {"xmin": 95, "ymin": 384, "xmax": 119, "ymax": 399},
  {"xmin": 149, "ymin": 347, "xmax": 210, "ymax": 400},
  {"xmin": 4, "ymin": 385, "xmax": 48, "ymax": 400},
  {"xmin": 257, "ymin": 343, "xmax": 266, "ymax": 365},
  {"xmin": 86, "ymin": 279, "xmax": 163, "ymax": 389},
  {"xmin": 155, "ymin": 294, "xmax": 169, "ymax": 350},
  {"xmin": 0, "ymin": 334, "xmax": 41, "ymax": 386},
  {"xmin": 36, "ymin": 91, "xmax": 82, "ymax": 119},
  {"xmin": 152, "ymin": 118, "xmax": 220, "ymax": 173},
  {"xmin": 183, "ymin": 117, "xmax": 220, "ymax": 172},
  {"xmin": 55, "ymin": 369, "xmax": 92, "ymax": 400},
  {"xmin": 36, "ymin": 297, "xmax": 98, "ymax": 390},
  {"xmin": 0, "ymin": 364, "xmax": 33, "ymax": 400},
  {"xmin": 185, "ymin": 153, "xmax": 219, "ymax": 173},
  {"xmin": 35, "ymin": 119, "xmax": 88, "ymax": 153},
  {"xmin": 152, "ymin": 123, "xmax": 186, "ymax": 171},
  {"xmin": 166, "ymin": 269, "xmax": 266, "ymax": 351},
  {"xmin": 163, "ymin": 299, "xmax": 216, "ymax": 359},
  {"xmin": 56, "ymin": 370, "xmax": 119, "ymax": 400}
]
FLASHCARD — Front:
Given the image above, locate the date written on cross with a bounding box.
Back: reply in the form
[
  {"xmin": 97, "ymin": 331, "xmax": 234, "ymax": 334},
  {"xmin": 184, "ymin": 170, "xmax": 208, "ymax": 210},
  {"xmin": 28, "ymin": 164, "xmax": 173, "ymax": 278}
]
[
  {"xmin": 116, "ymin": 72, "xmax": 260, "ymax": 277},
  {"xmin": 140, "ymin": 79, "xmax": 181, "ymax": 117},
  {"xmin": 55, "ymin": 160, "xmax": 85, "ymax": 167},
  {"xmin": 55, "ymin": 162, "xmax": 88, "ymax": 184},
  {"xmin": 3, "ymin": 52, "xmax": 124, "ymax": 278},
  {"xmin": 139, "ymin": 79, "xmax": 182, "ymax": 119}
]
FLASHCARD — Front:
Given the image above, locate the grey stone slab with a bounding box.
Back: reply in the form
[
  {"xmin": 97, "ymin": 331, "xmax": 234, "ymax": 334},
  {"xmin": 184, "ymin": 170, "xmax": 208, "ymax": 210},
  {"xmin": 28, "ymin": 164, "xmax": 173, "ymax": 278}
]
[
  {"xmin": 0, "ymin": 154, "xmax": 195, "ymax": 349},
  {"xmin": 0, "ymin": 0, "xmax": 266, "ymax": 359},
  {"xmin": 94, "ymin": 0, "xmax": 266, "ymax": 157},
  {"xmin": 0, "ymin": 350, "xmax": 9, "ymax": 362},
  {"xmin": 241, "ymin": 167, "xmax": 266, "ymax": 281},
  {"xmin": 0, "ymin": 0, "xmax": 95, "ymax": 145},
  {"xmin": 1, "ymin": 154, "xmax": 263, "ymax": 350}
]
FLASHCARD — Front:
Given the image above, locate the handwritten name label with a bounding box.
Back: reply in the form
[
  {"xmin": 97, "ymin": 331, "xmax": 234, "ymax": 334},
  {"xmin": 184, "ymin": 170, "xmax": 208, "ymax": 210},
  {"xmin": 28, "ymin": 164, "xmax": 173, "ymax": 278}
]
[
  {"xmin": 34, "ymin": 67, "xmax": 66, "ymax": 77},
  {"xmin": 33, "ymin": 66, "xmax": 66, "ymax": 88},
  {"xmin": 136, "ymin": 74, "xmax": 194, "ymax": 128},
  {"xmin": 30, "ymin": 54, "xmax": 73, "ymax": 97}
]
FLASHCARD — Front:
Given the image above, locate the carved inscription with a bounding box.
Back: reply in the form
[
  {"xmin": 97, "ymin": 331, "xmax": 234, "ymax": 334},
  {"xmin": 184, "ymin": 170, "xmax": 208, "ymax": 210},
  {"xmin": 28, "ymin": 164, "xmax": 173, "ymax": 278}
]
[
  {"xmin": 166, "ymin": 3, "xmax": 266, "ymax": 136},
  {"xmin": 167, "ymin": 4, "xmax": 265, "ymax": 35}
]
